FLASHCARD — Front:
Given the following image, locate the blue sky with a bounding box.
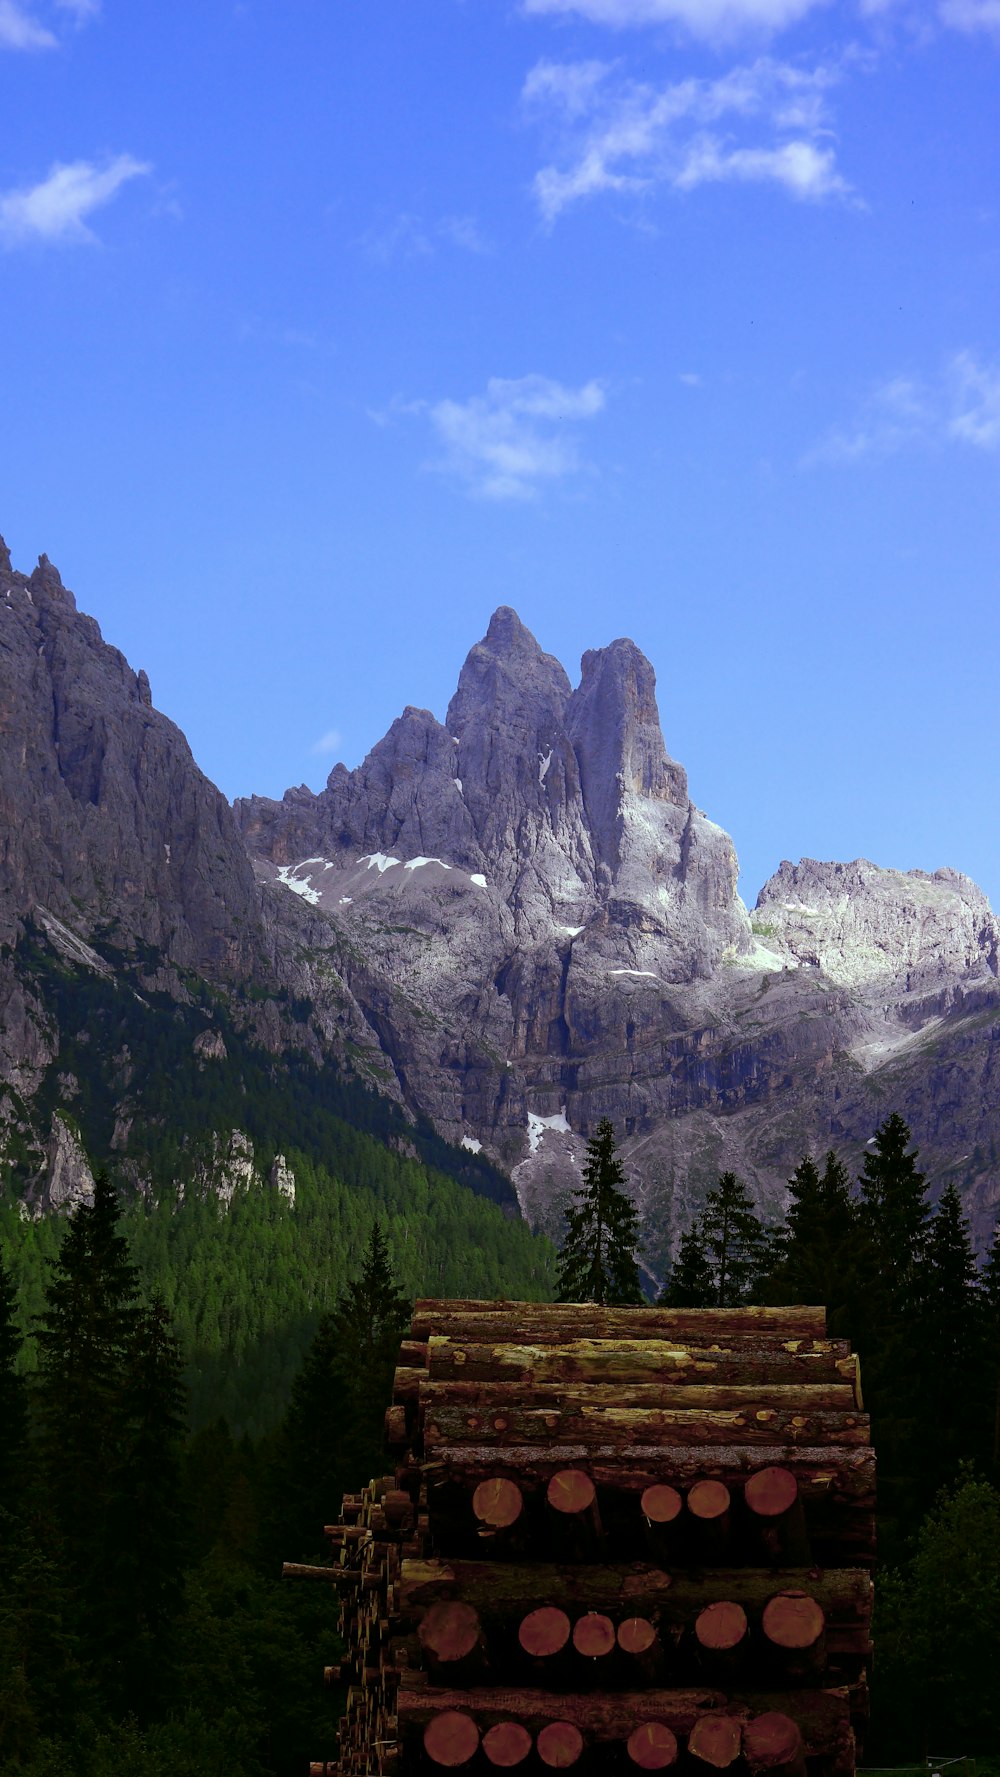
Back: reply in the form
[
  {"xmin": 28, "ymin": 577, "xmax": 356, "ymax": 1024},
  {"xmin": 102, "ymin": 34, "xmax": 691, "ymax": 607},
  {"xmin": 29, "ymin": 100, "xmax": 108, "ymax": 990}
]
[{"xmin": 1, "ymin": 0, "xmax": 998, "ymax": 910}]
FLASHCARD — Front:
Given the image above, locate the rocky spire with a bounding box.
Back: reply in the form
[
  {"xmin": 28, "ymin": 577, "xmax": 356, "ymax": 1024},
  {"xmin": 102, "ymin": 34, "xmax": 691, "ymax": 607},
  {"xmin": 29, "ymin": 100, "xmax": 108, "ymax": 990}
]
[{"xmin": 567, "ymin": 638, "xmax": 687, "ymax": 869}]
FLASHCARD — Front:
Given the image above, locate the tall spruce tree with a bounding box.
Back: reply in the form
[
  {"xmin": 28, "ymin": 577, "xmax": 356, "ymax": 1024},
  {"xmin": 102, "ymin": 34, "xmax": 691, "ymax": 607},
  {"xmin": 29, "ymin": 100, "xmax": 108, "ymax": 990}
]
[
  {"xmin": 858, "ymin": 1112, "xmax": 930, "ymax": 1307},
  {"xmin": 269, "ymin": 1221, "xmax": 410, "ymax": 1557},
  {"xmin": 0, "ymin": 1242, "xmax": 27, "ymax": 1518},
  {"xmin": 982, "ymin": 1221, "xmax": 1000, "ymax": 1469},
  {"xmin": 34, "ymin": 1173, "xmax": 142, "ymax": 1657},
  {"xmin": 557, "ymin": 1120, "xmax": 643, "ymax": 1305},
  {"xmin": 701, "ymin": 1172, "xmax": 768, "ymax": 1307},
  {"xmin": 920, "ymin": 1183, "xmax": 982, "ymax": 1487},
  {"xmin": 658, "ymin": 1221, "xmax": 714, "ymax": 1307},
  {"xmin": 100, "ymin": 1294, "xmax": 189, "ymax": 1718},
  {"xmin": 764, "ymin": 1150, "xmax": 859, "ymax": 1321}
]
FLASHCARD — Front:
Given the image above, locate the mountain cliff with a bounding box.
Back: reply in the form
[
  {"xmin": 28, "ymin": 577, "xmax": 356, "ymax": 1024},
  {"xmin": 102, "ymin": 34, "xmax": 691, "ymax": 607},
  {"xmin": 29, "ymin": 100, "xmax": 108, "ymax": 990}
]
[{"xmin": 2, "ymin": 533, "xmax": 999, "ymax": 1256}]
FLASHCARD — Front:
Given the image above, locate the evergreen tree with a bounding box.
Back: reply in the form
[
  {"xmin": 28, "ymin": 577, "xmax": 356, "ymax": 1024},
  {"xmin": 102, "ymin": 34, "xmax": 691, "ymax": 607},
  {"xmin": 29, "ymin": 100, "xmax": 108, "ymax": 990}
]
[
  {"xmin": 982, "ymin": 1220, "xmax": 1000, "ymax": 1470},
  {"xmin": 701, "ymin": 1172, "xmax": 767, "ymax": 1307},
  {"xmin": 268, "ymin": 1221, "xmax": 410, "ymax": 1557},
  {"xmin": 658, "ymin": 1221, "xmax": 714, "ymax": 1306},
  {"xmin": 0, "ymin": 1241, "xmax": 28, "ymax": 1516},
  {"xmin": 557, "ymin": 1120, "xmax": 643, "ymax": 1306},
  {"xmin": 920, "ymin": 1183, "xmax": 982, "ymax": 1485},
  {"xmin": 764, "ymin": 1150, "xmax": 859, "ymax": 1321},
  {"xmin": 100, "ymin": 1295, "xmax": 189, "ymax": 1718},
  {"xmin": 858, "ymin": 1112, "xmax": 930, "ymax": 1308},
  {"xmin": 33, "ymin": 1174, "xmax": 142, "ymax": 1668}
]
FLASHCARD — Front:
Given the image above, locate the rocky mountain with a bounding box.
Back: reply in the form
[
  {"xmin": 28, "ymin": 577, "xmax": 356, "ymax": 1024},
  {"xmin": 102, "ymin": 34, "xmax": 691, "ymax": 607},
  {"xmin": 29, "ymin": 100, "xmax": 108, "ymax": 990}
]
[{"xmin": 2, "ymin": 533, "xmax": 999, "ymax": 1257}]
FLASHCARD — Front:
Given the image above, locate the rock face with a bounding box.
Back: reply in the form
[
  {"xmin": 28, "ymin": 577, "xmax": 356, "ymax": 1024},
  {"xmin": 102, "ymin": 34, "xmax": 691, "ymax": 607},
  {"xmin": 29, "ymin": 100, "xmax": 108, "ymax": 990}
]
[
  {"xmin": 270, "ymin": 1152, "xmax": 296, "ymax": 1205},
  {"xmin": 237, "ymin": 609, "xmax": 1000, "ymax": 1250},
  {"xmin": 3, "ymin": 530, "xmax": 1000, "ymax": 1256},
  {"xmin": 32, "ymin": 1112, "xmax": 96, "ymax": 1216}
]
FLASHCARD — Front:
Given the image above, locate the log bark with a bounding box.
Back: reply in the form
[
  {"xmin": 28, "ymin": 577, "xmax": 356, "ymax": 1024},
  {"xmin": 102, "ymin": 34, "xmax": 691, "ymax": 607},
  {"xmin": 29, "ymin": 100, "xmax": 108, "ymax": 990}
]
[
  {"xmin": 422, "ymin": 1403, "xmax": 868, "ymax": 1453},
  {"xmin": 425, "ymin": 1336, "xmax": 858, "ymax": 1391},
  {"xmin": 419, "ymin": 1381, "xmax": 858, "ymax": 1415},
  {"xmin": 410, "ymin": 1304, "xmax": 829, "ymax": 1343}
]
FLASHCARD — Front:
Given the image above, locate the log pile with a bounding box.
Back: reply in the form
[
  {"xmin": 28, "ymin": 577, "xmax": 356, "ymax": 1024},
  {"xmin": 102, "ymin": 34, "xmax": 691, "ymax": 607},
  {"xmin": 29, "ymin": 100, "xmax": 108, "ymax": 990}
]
[{"xmin": 290, "ymin": 1302, "xmax": 873, "ymax": 1777}]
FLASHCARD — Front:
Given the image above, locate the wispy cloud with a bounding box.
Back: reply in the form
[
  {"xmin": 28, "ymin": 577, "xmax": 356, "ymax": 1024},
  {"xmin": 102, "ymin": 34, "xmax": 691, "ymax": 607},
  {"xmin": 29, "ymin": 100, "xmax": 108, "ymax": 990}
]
[
  {"xmin": 361, "ymin": 210, "xmax": 493, "ymax": 263},
  {"xmin": 523, "ymin": 54, "xmax": 854, "ymax": 223},
  {"xmin": 806, "ymin": 352, "xmax": 1000, "ymax": 463},
  {"xmin": 310, "ymin": 728, "xmax": 343, "ymax": 757},
  {"xmin": 0, "ymin": 0, "xmax": 57, "ymax": 48},
  {"xmin": 939, "ymin": 0, "xmax": 1000, "ymax": 36},
  {"xmin": 396, "ymin": 373, "xmax": 607, "ymax": 501},
  {"xmin": 56, "ymin": 0, "xmax": 100, "ymax": 17},
  {"xmin": 520, "ymin": 0, "xmax": 829, "ymax": 45},
  {"xmin": 0, "ymin": 155, "xmax": 151, "ymax": 245}
]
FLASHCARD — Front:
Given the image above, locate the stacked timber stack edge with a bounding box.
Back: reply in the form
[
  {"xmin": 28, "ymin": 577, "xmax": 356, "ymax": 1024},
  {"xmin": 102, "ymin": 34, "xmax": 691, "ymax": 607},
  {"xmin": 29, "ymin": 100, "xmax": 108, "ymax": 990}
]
[{"xmin": 302, "ymin": 1302, "xmax": 874, "ymax": 1777}]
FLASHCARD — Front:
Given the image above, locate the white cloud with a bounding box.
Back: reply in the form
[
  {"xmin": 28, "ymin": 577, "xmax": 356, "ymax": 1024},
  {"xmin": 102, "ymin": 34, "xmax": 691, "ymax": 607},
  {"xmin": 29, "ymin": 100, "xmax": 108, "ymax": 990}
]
[
  {"xmin": 949, "ymin": 351, "xmax": 1000, "ymax": 447},
  {"xmin": 412, "ymin": 373, "xmax": 607, "ymax": 501},
  {"xmin": 523, "ymin": 55, "xmax": 853, "ymax": 222},
  {"xmin": 0, "ymin": 155, "xmax": 151, "ymax": 245},
  {"xmin": 807, "ymin": 353, "xmax": 1000, "ymax": 463},
  {"xmin": 361, "ymin": 210, "xmax": 493, "ymax": 262},
  {"xmin": 521, "ymin": 0, "xmax": 828, "ymax": 44},
  {"xmin": 310, "ymin": 728, "xmax": 343, "ymax": 756},
  {"xmin": 0, "ymin": 1, "xmax": 57, "ymax": 47},
  {"xmin": 940, "ymin": 0, "xmax": 1000, "ymax": 31},
  {"xmin": 56, "ymin": 0, "xmax": 100, "ymax": 16}
]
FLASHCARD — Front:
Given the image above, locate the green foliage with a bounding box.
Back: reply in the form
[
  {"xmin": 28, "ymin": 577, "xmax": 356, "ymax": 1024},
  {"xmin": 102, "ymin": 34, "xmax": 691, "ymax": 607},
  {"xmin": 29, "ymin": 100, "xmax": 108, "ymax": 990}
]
[
  {"xmin": 0, "ymin": 1242, "xmax": 27, "ymax": 1513},
  {"xmin": 557, "ymin": 1120, "xmax": 643, "ymax": 1305},
  {"xmin": 657, "ymin": 1220, "xmax": 714, "ymax": 1306},
  {"xmin": 874, "ymin": 1469, "xmax": 1000, "ymax": 1755},
  {"xmin": 700, "ymin": 1171, "xmax": 770, "ymax": 1308}
]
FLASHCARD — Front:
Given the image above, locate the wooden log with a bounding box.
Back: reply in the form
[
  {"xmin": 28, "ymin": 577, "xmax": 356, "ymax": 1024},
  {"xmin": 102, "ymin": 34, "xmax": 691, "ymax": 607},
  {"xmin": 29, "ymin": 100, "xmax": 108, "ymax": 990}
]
[
  {"xmin": 687, "ymin": 1480, "xmax": 731, "ymax": 1560},
  {"xmin": 688, "ymin": 1714, "xmax": 743, "ymax": 1770},
  {"xmin": 519, "ymin": 1606, "xmax": 572, "ymax": 1668},
  {"xmin": 409, "ymin": 1304, "xmax": 829, "ymax": 1343},
  {"xmin": 392, "ymin": 1365, "xmax": 426, "ymax": 1404},
  {"xmin": 394, "ymin": 1560, "xmax": 873, "ymax": 1645},
  {"xmin": 282, "ymin": 1562, "xmax": 338, "ymax": 1582},
  {"xmin": 641, "ymin": 1481, "xmax": 684, "ymax": 1564},
  {"xmin": 396, "ymin": 1684, "xmax": 731, "ymax": 1744},
  {"xmin": 425, "ymin": 1337, "xmax": 858, "ymax": 1391},
  {"xmin": 418, "ymin": 1602, "xmax": 486, "ymax": 1682},
  {"xmin": 572, "ymin": 1610, "xmax": 617, "ymax": 1676},
  {"xmin": 419, "ymin": 1381, "xmax": 859, "ymax": 1415},
  {"xmin": 744, "ymin": 1714, "xmax": 806, "ymax": 1777},
  {"xmin": 694, "ymin": 1603, "xmax": 748, "ymax": 1678},
  {"xmin": 537, "ymin": 1722, "xmax": 585, "ymax": 1768},
  {"xmin": 472, "ymin": 1477, "xmax": 525, "ymax": 1546},
  {"xmin": 423, "ymin": 1710, "xmax": 480, "ymax": 1767},
  {"xmin": 628, "ymin": 1721, "xmax": 679, "ymax": 1770},
  {"xmin": 760, "ymin": 1592, "xmax": 826, "ymax": 1681},
  {"xmin": 483, "ymin": 1722, "xmax": 534, "ymax": 1767},
  {"xmin": 744, "ymin": 1468, "xmax": 811, "ymax": 1565},
  {"xmin": 546, "ymin": 1469, "xmax": 604, "ymax": 1558},
  {"xmin": 422, "ymin": 1403, "xmax": 868, "ymax": 1453},
  {"xmin": 617, "ymin": 1616, "xmax": 666, "ymax": 1686}
]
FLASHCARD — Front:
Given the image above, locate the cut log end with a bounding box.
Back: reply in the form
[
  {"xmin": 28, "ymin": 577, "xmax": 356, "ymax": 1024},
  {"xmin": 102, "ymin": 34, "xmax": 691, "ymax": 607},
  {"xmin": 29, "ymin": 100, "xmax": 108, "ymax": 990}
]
[
  {"xmin": 418, "ymin": 1601, "xmax": 482, "ymax": 1663},
  {"xmin": 473, "ymin": 1477, "xmax": 524, "ymax": 1529},
  {"xmin": 519, "ymin": 1605, "xmax": 571, "ymax": 1658},
  {"xmin": 688, "ymin": 1714, "xmax": 743, "ymax": 1769},
  {"xmin": 628, "ymin": 1722, "xmax": 679, "ymax": 1771},
  {"xmin": 547, "ymin": 1468, "xmax": 596, "ymax": 1516},
  {"xmin": 537, "ymin": 1722, "xmax": 585, "ymax": 1768},
  {"xmin": 762, "ymin": 1591, "xmax": 825, "ymax": 1651},
  {"xmin": 618, "ymin": 1616, "xmax": 657, "ymax": 1656},
  {"xmin": 687, "ymin": 1480, "xmax": 731, "ymax": 1522},
  {"xmin": 424, "ymin": 1711, "xmax": 481, "ymax": 1768},
  {"xmin": 483, "ymin": 1722, "xmax": 534, "ymax": 1768},
  {"xmin": 744, "ymin": 1712, "xmax": 804, "ymax": 1773},
  {"xmin": 642, "ymin": 1482, "xmax": 682, "ymax": 1524},
  {"xmin": 572, "ymin": 1611, "xmax": 616, "ymax": 1658},
  {"xmin": 695, "ymin": 1600, "xmax": 749, "ymax": 1652},
  {"xmin": 745, "ymin": 1466, "xmax": 799, "ymax": 1519}
]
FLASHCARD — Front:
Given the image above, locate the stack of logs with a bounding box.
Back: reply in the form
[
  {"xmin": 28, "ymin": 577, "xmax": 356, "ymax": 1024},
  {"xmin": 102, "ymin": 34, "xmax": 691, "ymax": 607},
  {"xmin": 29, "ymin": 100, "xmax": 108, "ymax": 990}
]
[{"xmin": 290, "ymin": 1301, "xmax": 874, "ymax": 1777}]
